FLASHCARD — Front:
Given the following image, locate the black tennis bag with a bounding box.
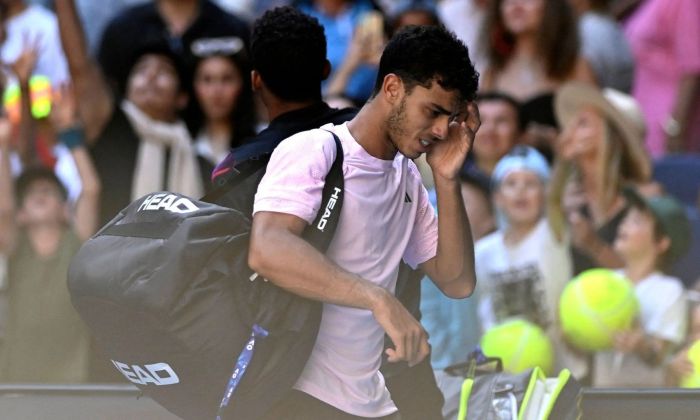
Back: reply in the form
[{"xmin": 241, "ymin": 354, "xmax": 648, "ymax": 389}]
[{"xmin": 68, "ymin": 133, "xmax": 344, "ymax": 419}]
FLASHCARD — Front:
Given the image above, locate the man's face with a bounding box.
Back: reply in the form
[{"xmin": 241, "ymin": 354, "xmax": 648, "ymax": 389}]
[
  {"xmin": 386, "ymin": 80, "xmax": 464, "ymax": 160},
  {"xmin": 126, "ymin": 54, "xmax": 185, "ymax": 121},
  {"xmin": 473, "ymin": 99, "xmax": 519, "ymax": 164}
]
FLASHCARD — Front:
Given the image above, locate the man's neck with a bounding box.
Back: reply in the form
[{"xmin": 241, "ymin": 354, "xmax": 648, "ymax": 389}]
[
  {"xmin": 264, "ymin": 96, "xmax": 320, "ymax": 122},
  {"xmin": 157, "ymin": 0, "xmax": 200, "ymax": 36},
  {"xmin": 347, "ymin": 100, "xmax": 395, "ymax": 160}
]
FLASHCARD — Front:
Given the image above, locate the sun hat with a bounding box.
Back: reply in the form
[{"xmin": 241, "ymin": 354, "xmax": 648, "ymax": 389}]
[{"xmin": 555, "ymin": 82, "xmax": 651, "ymax": 182}]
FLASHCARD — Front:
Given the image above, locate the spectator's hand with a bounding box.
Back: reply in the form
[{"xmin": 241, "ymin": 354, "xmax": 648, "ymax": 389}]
[
  {"xmin": 613, "ymin": 326, "xmax": 645, "ymax": 354},
  {"xmin": 372, "ymin": 289, "xmax": 429, "ymax": 367},
  {"xmin": 427, "ymin": 102, "xmax": 480, "ymax": 182},
  {"xmin": 347, "ymin": 11, "xmax": 384, "ymax": 68},
  {"xmin": 50, "ymin": 83, "xmax": 79, "ymax": 131},
  {"xmin": 668, "ymin": 348, "xmax": 695, "ymax": 380},
  {"xmin": 10, "ymin": 33, "xmax": 39, "ymax": 85}
]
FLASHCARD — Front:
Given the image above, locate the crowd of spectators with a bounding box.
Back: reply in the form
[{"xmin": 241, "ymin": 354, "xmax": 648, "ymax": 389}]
[{"xmin": 0, "ymin": 0, "xmax": 698, "ymax": 400}]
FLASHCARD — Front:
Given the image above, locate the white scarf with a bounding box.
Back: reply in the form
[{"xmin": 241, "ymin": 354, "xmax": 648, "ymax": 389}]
[{"xmin": 121, "ymin": 100, "xmax": 204, "ymax": 200}]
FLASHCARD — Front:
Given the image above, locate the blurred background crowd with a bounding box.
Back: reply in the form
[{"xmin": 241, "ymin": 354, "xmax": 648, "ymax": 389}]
[{"xmin": 0, "ymin": 0, "xmax": 699, "ymax": 394}]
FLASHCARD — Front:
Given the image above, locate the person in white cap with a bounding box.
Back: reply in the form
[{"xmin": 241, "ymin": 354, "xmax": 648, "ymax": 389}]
[{"xmin": 475, "ymin": 145, "xmax": 587, "ymax": 380}]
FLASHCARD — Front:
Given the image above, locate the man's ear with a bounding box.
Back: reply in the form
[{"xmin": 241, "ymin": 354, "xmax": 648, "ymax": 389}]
[
  {"xmin": 321, "ymin": 59, "xmax": 331, "ymax": 81},
  {"xmin": 251, "ymin": 70, "xmax": 263, "ymax": 92},
  {"xmin": 381, "ymin": 73, "xmax": 404, "ymax": 105}
]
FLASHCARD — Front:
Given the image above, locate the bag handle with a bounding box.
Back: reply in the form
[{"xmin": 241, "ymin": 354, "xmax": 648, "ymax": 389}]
[{"xmin": 445, "ymin": 347, "xmax": 504, "ymax": 378}]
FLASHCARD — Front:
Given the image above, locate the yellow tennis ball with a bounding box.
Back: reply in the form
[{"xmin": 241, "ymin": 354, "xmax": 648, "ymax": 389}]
[
  {"xmin": 680, "ymin": 340, "xmax": 700, "ymax": 388},
  {"xmin": 480, "ymin": 318, "xmax": 554, "ymax": 375},
  {"xmin": 559, "ymin": 268, "xmax": 639, "ymax": 351},
  {"xmin": 1, "ymin": 75, "xmax": 52, "ymax": 123},
  {"xmin": 29, "ymin": 75, "xmax": 52, "ymax": 119},
  {"xmin": 3, "ymin": 83, "xmax": 21, "ymax": 123}
]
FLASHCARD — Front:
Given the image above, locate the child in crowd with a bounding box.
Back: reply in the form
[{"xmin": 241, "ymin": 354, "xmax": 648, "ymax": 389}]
[
  {"xmin": 475, "ymin": 145, "xmax": 587, "ymax": 378},
  {"xmin": 0, "ymin": 83, "xmax": 100, "ymax": 382},
  {"xmin": 593, "ymin": 189, "xmax": 690, "ymax": 387}
]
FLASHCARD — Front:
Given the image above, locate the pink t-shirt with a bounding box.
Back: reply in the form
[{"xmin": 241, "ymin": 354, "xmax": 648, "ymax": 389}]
[
  {"xmin": 253, "ymin": 122, "xmax": 438, "ymax": 417},
  {"xmin": 624, "ymin": 0, "xmax": 700, "ymax": 156}
]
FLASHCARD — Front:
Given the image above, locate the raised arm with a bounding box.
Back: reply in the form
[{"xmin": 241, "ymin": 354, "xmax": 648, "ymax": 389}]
[
  {"xmin": 54, "ymin": 0, "xmax": 113, "ymax": 144},
  {"xmin": 51, "ymin": 83, "xmax": 101, "ymax": 241},
  {"xmin": 248, "ymin": 211, "xmax": 430, "ymax": 367},
  {"xmin": 9, "ymin": 42, "xmax": 38, "ymax": 167},
  {"xmin": 0, "ymin": 117, "xmax": 17, "ymax": 254},
  {"xmin": 419, "ymin": 102, "xmax": 480, "ymax": 298}
]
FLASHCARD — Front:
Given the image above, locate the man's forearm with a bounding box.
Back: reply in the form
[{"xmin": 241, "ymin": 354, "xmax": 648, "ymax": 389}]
[
  {"xmin": 428, "ymin": 175, "xmax": 476, "ymax": 297},
  {"xmin": 248, "ymin": 218, "xmax": 389, "ymax": 311}
]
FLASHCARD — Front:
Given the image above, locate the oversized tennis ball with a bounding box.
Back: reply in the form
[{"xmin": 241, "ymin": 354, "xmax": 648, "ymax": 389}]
[
  {"xmin": 480, "ymin": 318, "xmax": 554, "ymax": 375},
  {"xmin": 680, "ymin": 340, "xmax": 700, "ymax": 388},
  {"xmin": 559, "ymin": 268, "xmax": 639, "ymax": 351}
]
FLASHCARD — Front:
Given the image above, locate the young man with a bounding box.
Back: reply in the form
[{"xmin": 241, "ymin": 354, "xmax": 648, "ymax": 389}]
[
  {"xmin": 249, "ymin": 25, "xmax": 480, "ymax": 419},
  {"xmin": 214, "ymin": 8, "xmax": 444, "ymax": 419},
  {"xmin": 212, "ymin": 6, "xmax": 356, "ymax": 216},
  {"xmin": 593, "ymin": 189, "xmax": 690, "ymax": 387}
]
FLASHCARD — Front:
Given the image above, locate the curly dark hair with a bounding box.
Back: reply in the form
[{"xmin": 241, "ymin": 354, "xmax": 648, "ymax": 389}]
[
  {"xmin": 251, "ymin": 6, "xmax": 326, "ymax": 102},
  {"xmin": 372, "ymin": 25, "xmax": 479, "ymax": 102}
]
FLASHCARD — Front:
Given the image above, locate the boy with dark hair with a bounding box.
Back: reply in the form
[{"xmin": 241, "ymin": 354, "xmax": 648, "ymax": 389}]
[
  {"xmin": 249, "ymin": 24, "xmax": 480, "ymax": 419},
  {"xmin": 593, "ymin": 189, "xmax": 690, "ymax": 387},
  {"xmin": 0, "ymin": 92, "xmax": 100, "ymax": 382}
]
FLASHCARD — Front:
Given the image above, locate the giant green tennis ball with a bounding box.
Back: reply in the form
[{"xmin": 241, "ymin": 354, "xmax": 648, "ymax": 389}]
[
  {"xmin": 559, "ymin": 268, "xmax": 639, "ymax": 351},
  {"xmin": 680, "ymin": 340, "xmax": 700, "ymax": 388},
  {"xmin": 480, "ymin": 318, "xmax": 554, "ymax": 375}
]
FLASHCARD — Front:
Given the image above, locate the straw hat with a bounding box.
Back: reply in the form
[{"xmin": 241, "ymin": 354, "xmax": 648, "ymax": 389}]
[{"xmin": 554, "ymin": 82, "xmax": 651, "ymax": 182}]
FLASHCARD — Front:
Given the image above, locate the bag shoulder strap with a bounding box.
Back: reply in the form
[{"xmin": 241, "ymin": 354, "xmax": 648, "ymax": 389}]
[{"xmin": 303, "ymin": 129, "xmax": 344, "ymax": 251}]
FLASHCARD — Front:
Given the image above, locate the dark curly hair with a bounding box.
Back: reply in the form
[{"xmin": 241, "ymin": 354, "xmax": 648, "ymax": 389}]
[
  {"xmin": 251, "ymin": 6, "xmax": 326, "ymax": 102},
  {"xmin": 372, "ymin": 25, "xmax": 479, "ymax": 102}
]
